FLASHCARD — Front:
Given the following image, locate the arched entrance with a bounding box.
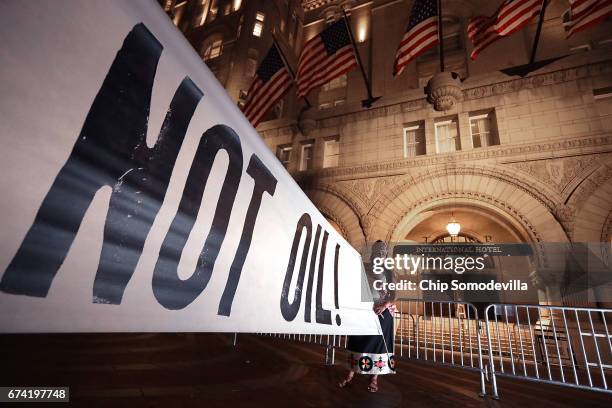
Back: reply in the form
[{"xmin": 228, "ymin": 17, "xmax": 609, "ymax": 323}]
[{"xmin": 389, "ymin": 203, "xmax": 539, "ymax": 306}]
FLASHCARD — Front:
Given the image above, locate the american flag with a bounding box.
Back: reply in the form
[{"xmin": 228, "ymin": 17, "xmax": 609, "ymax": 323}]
[
  {"xmin": 566, "ymin": 0, "xmax": 612, "ymax": 37},
  {"xmin": 393, "ymin": 0, "xmax": 438, "ymax": 76},
  {"xmin": 468, "ymin": 0, "xmax": 543, "ymax": 60},
  {"xmin": 242, "ymin": 43, "xmax": 293, "ymax": 127},
  {"xmin": 296, "ymin": 18, "xmax": 357, "ymax": 98}
]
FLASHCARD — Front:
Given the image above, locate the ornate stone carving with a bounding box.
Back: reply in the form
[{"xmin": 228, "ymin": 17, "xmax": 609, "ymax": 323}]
[
  {"xmin": 601, "ymin": 212, "xmax": 612, "ymax": 268},
  {"xmin": 508, "ymin": 155, "xmax": 606, "ymax": 195},
  {"xmin": 310, "ymin": 182, "xmax": 367, "ymax": 220},
  {"xmin": 426, "ymin": 72, "xmax": 463, "ymax": 111},
  {"xmin": 567, "ymin": 163, "xmax": 612, "ymax": 211},
  {"xmin": 554, "ymin": 204, "xmax": 576, "ymax": 239},
  {"xmin": 338, "ymin": 176, "xmax": 401, "ymax": 207},
  {"xmin": 555, "ymin": 204, "xmax": 575, "ymax": 222},
  {"xmin": 302, "ymin": 0, "xmax": 335, "ymax": 11},
  {"xmin": 462, "ymin": 61, "xmax": 612, "ymax": 101},
  {"xmin": 298, "ymin": 117, "xmax": 317, "ymax": 136},
  {"xmin": 312, "ymin": 135, "xmax": 612, "ymax": 182},
  {"xmin": 314, "ymin": 203, "xmax": 351, "ymax": 241}
]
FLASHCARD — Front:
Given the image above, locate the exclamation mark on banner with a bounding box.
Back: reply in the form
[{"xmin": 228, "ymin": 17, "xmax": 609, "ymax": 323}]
[{"xmin": 333, "ymin": 243, "xmax": 341, "ymax": 325}]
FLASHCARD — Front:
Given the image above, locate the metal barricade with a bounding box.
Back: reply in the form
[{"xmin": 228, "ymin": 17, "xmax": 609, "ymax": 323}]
[
  {"xmin": 394, "ymin": 299, "xmax": 487, "ymax": 397},
  {"xmin": 255, "ymin": 332, "xmax": 349, "ymax": 365},
  {"xmin": 484, "ymin": 304, "xmax": 612, "ymax": 398}
]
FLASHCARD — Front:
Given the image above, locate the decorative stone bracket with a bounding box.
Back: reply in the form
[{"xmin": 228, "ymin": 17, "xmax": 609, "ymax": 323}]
[{"xmin": 425, "ymin": 72, "xmax": 463, "ymax": 111}]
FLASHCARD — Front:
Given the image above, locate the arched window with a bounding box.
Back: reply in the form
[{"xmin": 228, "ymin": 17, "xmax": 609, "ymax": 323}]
[
  {"xmin": 432, "ymin": 233, "xmax": 495, "ymax": 269},
  {"xmin": 431, "ymin": 233, "xmax": 477, "ymax": 244}
]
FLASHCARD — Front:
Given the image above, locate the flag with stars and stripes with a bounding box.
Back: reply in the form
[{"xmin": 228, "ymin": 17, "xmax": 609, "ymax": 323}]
[
  {"xmin": 468, "ymin": 0, "xmax": 543, "ymax": 60},
  {"xmin": 566, "ymin": 0, "xmax": 612, "ymax": 37},
  {"xmin": 296, "ymin": 17, "xmax": 357, "ymax": 98},
  {"xmin": 242, "ymin": 43, "xmax": 293, "ymax": 127},
  {"xmin": 393, "ymin": 0, "xmax": 439, "ymax": 76}
]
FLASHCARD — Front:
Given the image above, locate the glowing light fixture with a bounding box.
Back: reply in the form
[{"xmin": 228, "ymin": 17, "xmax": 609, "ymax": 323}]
[
  {"xmin": 357, "ymin": 24, "xmax": 367, "ymax": 43},
  {"xmin": 446, "ymin": 215, "xmax": 461, "ymax": 237}
]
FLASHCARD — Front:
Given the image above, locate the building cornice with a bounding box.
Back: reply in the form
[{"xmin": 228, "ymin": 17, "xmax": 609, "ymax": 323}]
[{"xmin": 297, "ymin": 134, "xmax": 612, "ymax": 181}]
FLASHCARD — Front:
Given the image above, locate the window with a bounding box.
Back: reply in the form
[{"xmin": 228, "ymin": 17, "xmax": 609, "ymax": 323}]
[
  {"xmin": 435, "ymin": 118, "xmax": 460, "ymax": 153},
  {"xmin": 323, "ymin": 137, "xmax": 340, "ymax": 168},
  {"xmin": 277, "ymin": 145, "xmax": 292, "ymax": 168},
  {"xmin": 593, "ymin": 87, "xmax": 612, "ymax": 132},
  {"xmin": 403, "ymin": 123, "xmax": 426, "ymax": 157},
  {"xmin": 593, "ymin": 86, "xmax": 612, "ymax": 100},
  {"xmin": 433, "ymin": 234, "xmax": 479, "ymax": 244},
  {"xmin": 322, "ymin": 74, "xmax": 347, "ymax": 91},
  {"xmin": 245, "ymin": 58, "xmax": 257, "ymax": 77},
  {"xmin": 203, "ymin": 39, "xmax": 223, "ymax": 60},
  {"xmin": 300, "ymin": 142, "xmax": 314, "ymax": 171},
  {"xmin": 470, "ymin": 112, "xmax": 499, "ymax": 148},
  {"xmin": 253, "ymin": 12, "xmax": 265, "ymax": 37}
]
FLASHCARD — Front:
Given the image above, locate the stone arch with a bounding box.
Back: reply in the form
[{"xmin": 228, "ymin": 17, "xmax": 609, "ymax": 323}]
[
  {"xmin": 367, "ymin": 164, "xmax": 562, "ymax": 219},
  {"xmin": 567, "ymin": 163, "xmax": 612, "ymax": 239},
  {"xmin": 307, "ymin": 187, "xmax": 366, "ymax": 250},
  {"xmin": 367, "ymin": 170, "xmax": 569, "ymax": 267}
]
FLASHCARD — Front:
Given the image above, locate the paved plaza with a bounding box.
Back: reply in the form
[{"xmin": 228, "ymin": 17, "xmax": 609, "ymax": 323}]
[{"xmin": 1, "ymin": 333, "xmax": 610, "ymax": 407}]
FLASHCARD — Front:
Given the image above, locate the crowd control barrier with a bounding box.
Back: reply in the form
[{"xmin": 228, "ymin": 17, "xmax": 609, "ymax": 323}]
[
  {"xmin": 484, "ymin": 304, "xmax": 612, "ymax": 398},
  {"xmin": 254, "ymin": 300, "xmax": 612, "ymax": 399}
]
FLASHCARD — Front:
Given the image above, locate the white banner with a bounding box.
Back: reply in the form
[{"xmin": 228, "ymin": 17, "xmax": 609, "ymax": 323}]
[{"xmin": 0, "ymin": 0, "xmax": 378, "ymax": 335}]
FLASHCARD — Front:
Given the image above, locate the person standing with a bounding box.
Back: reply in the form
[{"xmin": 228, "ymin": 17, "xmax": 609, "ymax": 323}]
[{"xmin": 339, "ymin": 240, "xmax": 396, "ymax": 393}]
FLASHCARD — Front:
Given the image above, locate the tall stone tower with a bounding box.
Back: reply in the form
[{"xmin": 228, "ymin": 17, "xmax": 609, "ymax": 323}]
[{"xmin": 160, "ymin": 0, "xmax": 304, "ymax": 123}]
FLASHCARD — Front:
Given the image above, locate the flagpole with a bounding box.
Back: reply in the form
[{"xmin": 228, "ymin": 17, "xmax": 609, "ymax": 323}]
[
  {"xmin": 499, "ymin": 0, "xmax": 565, "ymax": 77},
  {"xmin": 341, "ymin": 10, "xmax": 380, "ymax": 108},
  {"xmin": 437, "ymin": 0, "xmax": 444, "ymax": 72},
  {"xmin": 272, "ymin": 34, "xmax": 311, "ymax": 109},
  {"xmin": 528, "ymin": 0, "xmax": 548, "ymax": 65}
]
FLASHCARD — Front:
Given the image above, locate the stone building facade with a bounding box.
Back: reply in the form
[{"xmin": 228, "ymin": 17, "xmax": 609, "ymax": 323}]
[{"xmin": 162, "ymin": 0, "xmax": 612, "ymax": 306}]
